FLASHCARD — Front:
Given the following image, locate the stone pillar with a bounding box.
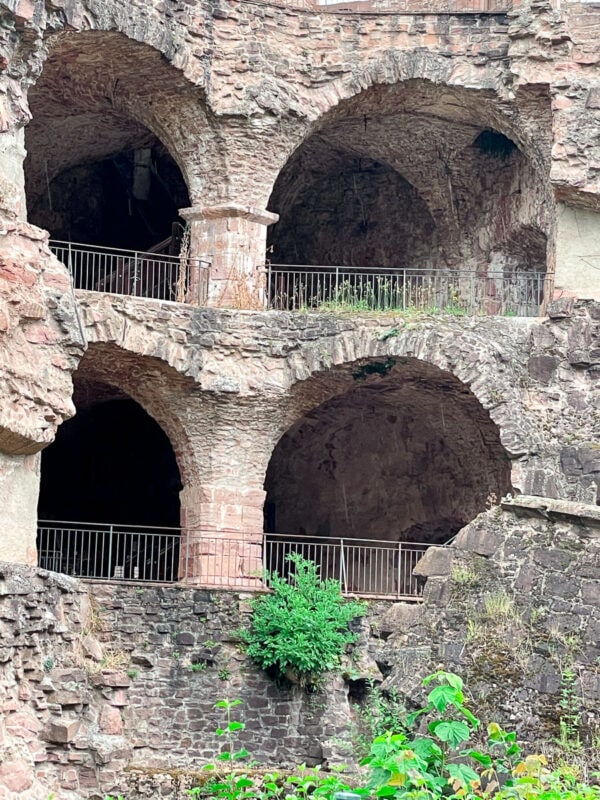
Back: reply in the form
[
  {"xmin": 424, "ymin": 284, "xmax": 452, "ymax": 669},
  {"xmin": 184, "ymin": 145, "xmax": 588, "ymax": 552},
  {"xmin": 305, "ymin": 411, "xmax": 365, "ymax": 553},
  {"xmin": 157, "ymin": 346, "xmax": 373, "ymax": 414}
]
[
  {"xmin": 0, "ymin": 128, "xmax": 27, "ymax": 222},
  {"xmin": 180, "ymin": 204, "xmax": 279, "ymax": 309},
  {"xmin": 0, "ymin": 453, "xmax": 40, "ymax": 565},
  {"xmin": 178, "ymin": 483, "xmax": 266, "ymax": 589},
  {"xmin": 554, "ymin": 204, "xmax": 600, "ymax": 300}
]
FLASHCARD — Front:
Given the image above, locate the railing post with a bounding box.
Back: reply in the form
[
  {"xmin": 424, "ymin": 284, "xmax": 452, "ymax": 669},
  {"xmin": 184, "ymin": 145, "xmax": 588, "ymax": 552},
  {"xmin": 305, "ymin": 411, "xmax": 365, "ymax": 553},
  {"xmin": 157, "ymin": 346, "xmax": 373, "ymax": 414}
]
[
  {"xmin": 397, "ymin": 541, "xmax": 403, "ymax": 599},
  {"xmin": 184, "ymin": 524, "xmax": 190, "ymax": 582},
  {"xmin": 67, "ymin": 241, "xmax": 73, "ymax": 282},
  {"xmin": 267, "ymin": 262, "xmax": 272, "ymax": 310},
  {"xmin": 339, "ymin": 538, "xmax": 345, "ymax": 593},
  {"xmin": 108, "ymin": 524, "xmax": 113, "ymax": 580},
  {"xmin": 402, "ymin": 268, "xmax": 407, "ymax": 310},
  {"xmin": 134, "ymin": 251, "xmax": 139, "ymax": 295}
]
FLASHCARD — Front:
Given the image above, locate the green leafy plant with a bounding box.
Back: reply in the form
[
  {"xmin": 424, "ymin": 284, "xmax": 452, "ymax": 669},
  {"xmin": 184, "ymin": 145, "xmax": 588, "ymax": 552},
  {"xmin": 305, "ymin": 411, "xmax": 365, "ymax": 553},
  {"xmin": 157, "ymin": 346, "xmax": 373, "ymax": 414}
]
[
  {"xmin": 556, "ymin": 666, "xmax": 582, "ymax": 754},
  {"xmin": 242, "ymin": 554, "xmax": 366, "ymax": 685},
  {"xmin": 355, "ymin": 680, "xmax": 407, "ymax": 756},
  {"xmin": 184, "ymin": 674, "xmax": 600, "ymax": 800},
  {"xmin": 188, "ymin": 700, "xmax": 254, "ymax": 800},
  {"xmin": 212, "ymin": 699, "xmax": 250, "ymax": 763},
  {"xmin": 362, "ymin": 670, "xmax": 522, "ymax": 798}
]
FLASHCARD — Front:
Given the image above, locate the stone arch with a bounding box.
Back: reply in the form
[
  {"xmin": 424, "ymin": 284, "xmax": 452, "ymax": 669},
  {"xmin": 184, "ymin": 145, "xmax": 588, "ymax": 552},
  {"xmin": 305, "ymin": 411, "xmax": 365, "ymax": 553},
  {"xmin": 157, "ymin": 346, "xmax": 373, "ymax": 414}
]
[
  {"xmin": 36, "ymin": 341, "xmax": 195, "ymax": 581},
  {"xmin": 264, "ymin": 323, "xmax": 530, "ymax": 555},
  {"xmin": 490, "ymin": 224, "xmax": 548, "ymax": 273},
  {"xmin": 267, "ymin": 76, "xmax": 553, "ymax": 279},
  {"xmin": 265, "ymin": 356, "xmax": 512, "ymax": 546},
  {"xmin": 71, "ymin": 340, "xmax": 199, "ymax": 492},
  {"xmin": 24, "ymin": 30, "xmax": 225, "ymax": 235},
  {"xmin": 315, "ymin": 57, "xmax": 551, "ymax": 177},
  {"xmin": 274, "ymin": 320, "xmax": 535, "ymax": 476}
]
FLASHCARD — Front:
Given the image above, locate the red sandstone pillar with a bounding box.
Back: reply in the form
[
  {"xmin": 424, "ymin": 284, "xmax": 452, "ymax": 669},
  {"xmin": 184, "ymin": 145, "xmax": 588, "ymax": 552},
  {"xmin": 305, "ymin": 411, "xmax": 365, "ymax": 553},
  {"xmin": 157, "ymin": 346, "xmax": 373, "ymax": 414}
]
[
  {"xmin": 180, "ymin": 204, "xmax": 279, "ymax": 309},
  {"xmin": 178, "ymin": 483, "xmax": 266, "ymax": 589}
]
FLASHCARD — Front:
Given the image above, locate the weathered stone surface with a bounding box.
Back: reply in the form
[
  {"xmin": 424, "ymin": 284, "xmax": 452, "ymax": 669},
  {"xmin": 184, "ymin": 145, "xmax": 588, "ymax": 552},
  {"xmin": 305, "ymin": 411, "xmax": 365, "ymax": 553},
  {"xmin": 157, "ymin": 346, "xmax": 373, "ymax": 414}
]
[
  {"xmin": 501, "ymin": 494, "xmax": 600, "ymax": 528},
  {"xmin": 81, "ymin": 634, "xmax": 104, "ymax": 662},
  {"xmin": 412, "ymin": 546, "xmax": 454, "ymax": 577},
  {"xmin": 0, "ymin": 0, "xmax": 598, "ymax": 795},
  {"xmin": 99, "ymin": 705, "xmax": 123, "ymax": 736},
  {"xmin": 1, "ymin": 498, "xmax": 600, "ymax": 800},
  {"xmin": 45, "ymin": 718, "xmax": 80, "ymax": 743},
  {"xmin": 378, "ymin": 602, "xmax": 423, "ymax": 637}
]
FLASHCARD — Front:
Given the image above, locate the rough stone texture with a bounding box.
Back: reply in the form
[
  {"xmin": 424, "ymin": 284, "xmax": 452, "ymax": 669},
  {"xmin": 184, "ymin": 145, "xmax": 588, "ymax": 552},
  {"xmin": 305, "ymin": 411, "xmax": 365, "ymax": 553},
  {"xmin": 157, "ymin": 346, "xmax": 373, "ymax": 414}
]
[
  {"xmin": 0, "ymin": 561, "xmax": 354, "ymax": 799},
  {"xmin": 365, "ymin": 504, "xmax": 600, "ymax": 752},
  {"xmin": 265, "ymin": 358, "xmax": 511, "ymax": 543},
  {"xmin": 0, "ymin": 221, "xmax": 83, "ymax": 558},
  {"xmin": 0, "ymin": 0, "xmax": 599, "ymax": 560},
  {"xmin": 1, "ymin": 500, "xmax": 599, "ymax": 799},
  {"xmin": 69, "ymin": 296, "xmax": 598, "ymax": 540},
  {"xmin": 0, "ymin": 564, "xmax": 135, "ymax": 800},
  {"xmin": 0, "ymin": 222, "xmax": 83, "ymax": 454}
]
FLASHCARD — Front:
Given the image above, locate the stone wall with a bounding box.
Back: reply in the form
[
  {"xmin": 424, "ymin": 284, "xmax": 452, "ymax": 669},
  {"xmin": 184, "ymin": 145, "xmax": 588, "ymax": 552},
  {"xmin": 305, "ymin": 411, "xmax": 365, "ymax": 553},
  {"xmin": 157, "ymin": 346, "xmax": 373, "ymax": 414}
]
[
  {"xmin": 0, "ymin": 565, "xmax": 131, "ymax": 800},
  {"xmin": 1, "ymin": 0, "xmax": 600, "ymax": 558},
  {"xmin": 0, "ymin": 562, "xmax": 353, "ymax": 800},
  {"xmin": 71, "ymin": 296, "xmax": 599, "ymax": 540},
  {"xmin": 2, "ymin": 0, "xmax": 600, "ymax": 294},
  {"xmin": 369, "ymin": 498, "xmax": 600, "ymax": 761},
  {"xmin": 1, "ymin": 498, "xmax": 599, "ymax": 799}
]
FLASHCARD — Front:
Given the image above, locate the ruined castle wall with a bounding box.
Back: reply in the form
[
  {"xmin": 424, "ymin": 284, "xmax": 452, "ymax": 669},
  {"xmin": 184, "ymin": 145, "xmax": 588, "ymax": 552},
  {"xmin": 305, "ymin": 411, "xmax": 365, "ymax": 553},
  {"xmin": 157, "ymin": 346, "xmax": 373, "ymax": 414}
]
[
  {"xmin": 0, "ymin": 0, "xmax": 598, "ymax": 563},
  {"xmin": 74, "ymin": 296, "xmax": 599, "ymax": 511},
  {"xmin": 1, "ymin": 500, "xmax": 599, "ymax": 800}
]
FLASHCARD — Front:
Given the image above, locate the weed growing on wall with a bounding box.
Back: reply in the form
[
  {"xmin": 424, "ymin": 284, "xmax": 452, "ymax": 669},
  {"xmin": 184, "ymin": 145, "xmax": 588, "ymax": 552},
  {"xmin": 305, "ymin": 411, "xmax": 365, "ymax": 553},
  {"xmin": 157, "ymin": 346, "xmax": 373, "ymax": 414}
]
[
  {"xmin": 66, "ymin": 671, "xmax": 600, "ymax": 800},
  {"xmin": 354, "ymin": 680, "xmax": 407, "ymax": 757},
  {"xmin": 242, "ymin": 553, "xmax": 366, "ymax": 686}
]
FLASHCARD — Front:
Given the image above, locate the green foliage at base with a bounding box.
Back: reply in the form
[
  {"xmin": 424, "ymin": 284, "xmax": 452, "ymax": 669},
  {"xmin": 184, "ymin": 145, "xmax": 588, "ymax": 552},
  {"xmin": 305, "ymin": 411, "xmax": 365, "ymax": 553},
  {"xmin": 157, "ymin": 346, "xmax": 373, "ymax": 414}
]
[
  {"xmin": 51, "ymin": 672, "xmax": 600, "ymax": 800},
  {"xmin": 186, "ymin": 674, "xmax": 600, "ymax": 800},
  {"xmin": 242, "ymin": 554, "xmax": 366, "ymax": 685}
]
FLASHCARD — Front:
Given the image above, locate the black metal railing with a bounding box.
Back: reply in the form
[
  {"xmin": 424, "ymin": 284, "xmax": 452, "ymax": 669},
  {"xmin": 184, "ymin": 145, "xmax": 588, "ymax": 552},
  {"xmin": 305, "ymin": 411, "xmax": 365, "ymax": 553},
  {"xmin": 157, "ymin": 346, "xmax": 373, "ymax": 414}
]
[
  {"xmin": 37, "ymin": 521, "xmax": 429, "ymax": 599},
  {"xmin": 266, "ymin": 264, "xmax": 545, "ymax": 317},
  {"xmin": 50, "ymin": 240, "xmax": 210, "ymax": 305}
]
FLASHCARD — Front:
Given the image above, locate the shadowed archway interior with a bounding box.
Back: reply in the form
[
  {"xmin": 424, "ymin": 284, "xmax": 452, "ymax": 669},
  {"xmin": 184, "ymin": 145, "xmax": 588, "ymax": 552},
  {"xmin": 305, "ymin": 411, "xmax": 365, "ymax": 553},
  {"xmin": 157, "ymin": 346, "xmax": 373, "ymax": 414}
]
[
  {"xmin": 38, "ymin": 380, "xmax": 182, "ymax": 527},
  {"xmin": 25, "ymin": 31, "xmax": 191, "ymax": 251},
  {"xmin": 268, "ymin": 81, "xmax": 551, "ymax": 275},
  {"xmin": 265, "ymin": 358, "xmax": 512, "ymax": 545}
]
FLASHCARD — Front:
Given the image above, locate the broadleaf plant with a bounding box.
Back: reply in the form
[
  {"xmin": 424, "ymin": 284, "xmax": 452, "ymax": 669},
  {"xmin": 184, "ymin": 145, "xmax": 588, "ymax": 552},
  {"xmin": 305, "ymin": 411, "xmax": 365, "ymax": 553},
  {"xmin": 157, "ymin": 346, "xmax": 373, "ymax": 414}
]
[{"xmin": 242, "ymin": 553, "xmax": 366, "ymax": 685}]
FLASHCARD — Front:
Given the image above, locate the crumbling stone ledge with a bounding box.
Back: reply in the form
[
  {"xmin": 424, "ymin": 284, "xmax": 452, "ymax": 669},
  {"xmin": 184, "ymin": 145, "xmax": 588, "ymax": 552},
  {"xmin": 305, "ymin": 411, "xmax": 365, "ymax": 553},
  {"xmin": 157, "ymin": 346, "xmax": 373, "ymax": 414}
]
[{"xmin": 501, "ymin": 494, "xmax": 600, "ymax": 530}]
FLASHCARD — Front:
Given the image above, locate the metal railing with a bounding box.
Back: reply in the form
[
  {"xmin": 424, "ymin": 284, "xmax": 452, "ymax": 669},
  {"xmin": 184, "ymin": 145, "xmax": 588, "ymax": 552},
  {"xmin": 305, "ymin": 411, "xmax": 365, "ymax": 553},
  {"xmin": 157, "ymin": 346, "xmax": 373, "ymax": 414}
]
[
  {"xmin": 50, "ymin": 240, "xmax": 210, "ymax": 305},
  {"xmin": 37, "ymin": 521, "xmax": 429, "ymax": 599},
  {"xmin": 253, "ymin": 0, "xmax": 513, "ymax": 14},
  {"xmin": 264, "ymin": 533, "xmax": 427, "ymax": 598},
  {"xmin": 266, "ymin": 264, "xmax": 545, "ymax": 317},
  {"xmin": 37, "ymin": 521, "xmax": 181, "ymax": 583}
]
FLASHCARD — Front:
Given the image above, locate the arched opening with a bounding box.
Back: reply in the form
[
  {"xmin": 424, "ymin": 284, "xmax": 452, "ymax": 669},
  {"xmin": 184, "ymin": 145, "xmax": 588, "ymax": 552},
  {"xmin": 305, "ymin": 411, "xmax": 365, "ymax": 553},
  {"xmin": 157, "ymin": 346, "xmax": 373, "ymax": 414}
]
[
  {"xmin": 24, "ymin": 32, "xmax": 195, "ymax": 301},
  {"xmin": 27, "ymin": 144, "xmax": 189, "ymax": 254},
  {"xmin": 264, "ymin": 358, "xmax": 511, "ymax": 596},
  {"xmin": 267, "ymin": 81, "xmax": 551, "ymax": 316},
  {"xmin": 37, "ymin": 377, "xmax": 182, "ymax": 581}
]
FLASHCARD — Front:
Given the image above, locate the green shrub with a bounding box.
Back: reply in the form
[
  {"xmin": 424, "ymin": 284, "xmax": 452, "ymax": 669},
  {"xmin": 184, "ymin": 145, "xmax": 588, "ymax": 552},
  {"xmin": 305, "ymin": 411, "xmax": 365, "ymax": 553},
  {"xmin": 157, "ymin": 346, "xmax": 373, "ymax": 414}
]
[
  {"xmin": 361, "ymin": 670, "xmax": 600, "ymax": 800},
  {"xmin": 242, "ymin": 554, "xmax": 366, "ymax": 685}
]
